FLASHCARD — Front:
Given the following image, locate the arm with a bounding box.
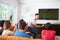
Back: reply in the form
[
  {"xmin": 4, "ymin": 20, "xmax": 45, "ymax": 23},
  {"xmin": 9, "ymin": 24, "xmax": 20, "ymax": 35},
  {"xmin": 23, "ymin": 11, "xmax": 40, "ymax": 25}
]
[
  {"xmin": 31, "ymin": 23, "xmax": 44, "ymax": 27},
  {"xmin": 32, "ymin": 23, "xmax": 40, "ymax": 27}
]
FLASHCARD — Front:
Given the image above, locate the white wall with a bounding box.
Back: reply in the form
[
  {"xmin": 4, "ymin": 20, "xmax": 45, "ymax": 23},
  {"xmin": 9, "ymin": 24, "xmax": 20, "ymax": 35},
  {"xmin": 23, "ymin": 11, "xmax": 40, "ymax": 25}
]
[
  {"xmin": 19, "ymin": 0, "xmax": 60, "ymax": 24},
  {"xmin": 0, "ymin": 0, "xmax": 18, "ymax": 7}
]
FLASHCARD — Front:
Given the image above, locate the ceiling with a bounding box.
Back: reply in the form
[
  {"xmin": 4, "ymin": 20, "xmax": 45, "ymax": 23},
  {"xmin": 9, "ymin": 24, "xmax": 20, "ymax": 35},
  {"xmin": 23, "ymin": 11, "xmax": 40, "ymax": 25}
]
[{"xmin": 17, "ymin": 0, "xmax": 60, "ymax": 4}]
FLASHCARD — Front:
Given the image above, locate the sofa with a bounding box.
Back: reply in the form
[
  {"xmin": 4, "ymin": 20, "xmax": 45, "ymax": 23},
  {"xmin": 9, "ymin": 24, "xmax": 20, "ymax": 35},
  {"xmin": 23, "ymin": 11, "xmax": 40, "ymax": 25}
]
[
  {"xmin": 0, "ymin": 36, "xmax": 41, "ymax": 40},
  {"xmin": 0, "ymin": 36, "xmax": 60, "ymax": 40}
]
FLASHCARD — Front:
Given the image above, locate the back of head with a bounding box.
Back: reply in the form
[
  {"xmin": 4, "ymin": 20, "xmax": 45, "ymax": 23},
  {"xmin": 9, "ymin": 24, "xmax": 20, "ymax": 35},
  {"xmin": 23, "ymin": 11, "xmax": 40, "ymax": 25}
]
[
  {"xmin": 42, "ymin": 23, "xmax": 56, "ymax": 40},
  {"xmin": 4, "ymin": 20, "xmax": 11, "ymax": 29},
  {"xmin": 19, "ymin": 19, "xmax": 24, "ymax": 23},
  {"xmin": 19, "ymin": 19, "xmax": 27, "ymax": 30},
  {"xmin": 45, "ymin": 23, "xmax": 52, "ymax": 30}
]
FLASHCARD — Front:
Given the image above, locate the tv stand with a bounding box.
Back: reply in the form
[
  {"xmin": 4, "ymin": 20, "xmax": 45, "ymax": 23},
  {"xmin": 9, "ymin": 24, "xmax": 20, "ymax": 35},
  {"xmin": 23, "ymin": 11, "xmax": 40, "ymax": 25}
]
[{"xmin": 36, "ymin": 24, "xmax": 60, "ymax": 36}]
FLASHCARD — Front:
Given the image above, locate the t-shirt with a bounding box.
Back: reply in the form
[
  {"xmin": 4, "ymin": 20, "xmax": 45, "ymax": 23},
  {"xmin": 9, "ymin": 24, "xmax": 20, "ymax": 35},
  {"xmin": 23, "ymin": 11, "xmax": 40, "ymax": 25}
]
[
  {"xmin": 14, "ymin": 30, "xmax": 31, "ymax": 38},
  {"xmin": 2, "ymin": 30, "xmax": 11, "ymax": 36},
  {"xmin": 28, "ymin": 19, "xmax": 36, "ymax": 27},
  {"xmin": 42, "ymin": 30, "xmax": 56, "ymax": 40}
]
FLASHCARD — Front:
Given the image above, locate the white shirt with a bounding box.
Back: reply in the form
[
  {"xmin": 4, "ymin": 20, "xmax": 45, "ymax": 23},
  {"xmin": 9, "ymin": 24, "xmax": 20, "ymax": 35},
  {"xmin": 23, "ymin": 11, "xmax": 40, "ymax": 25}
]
[
  {"xmin": 2, "ymin": 30, "xmax": 11, "ymax": 36},
  {"xmin": 28, "ymin": 19, "xmax": 36, "ymax": 27}
]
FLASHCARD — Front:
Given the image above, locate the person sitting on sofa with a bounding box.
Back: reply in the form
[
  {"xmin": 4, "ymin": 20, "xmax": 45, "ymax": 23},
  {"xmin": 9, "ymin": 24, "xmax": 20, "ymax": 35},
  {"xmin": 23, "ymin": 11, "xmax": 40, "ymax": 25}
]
[
  {"xmin": 2, "ymin": 20, "xmax": 14, "ymax": 36},
  {"xmin": 41, "ymin": 23, "xmax": 56, "ymax": 40},
  {"xmin": 14, "ymin": 19, "xmax": 31, "ymax": 38}
]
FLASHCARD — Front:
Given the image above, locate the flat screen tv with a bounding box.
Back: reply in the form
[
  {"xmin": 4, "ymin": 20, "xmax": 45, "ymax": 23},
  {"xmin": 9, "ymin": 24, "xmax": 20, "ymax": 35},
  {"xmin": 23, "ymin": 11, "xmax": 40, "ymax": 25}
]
[{"xmin": 39, "ymin": 8, "xmax": 59, "ymax": 20}]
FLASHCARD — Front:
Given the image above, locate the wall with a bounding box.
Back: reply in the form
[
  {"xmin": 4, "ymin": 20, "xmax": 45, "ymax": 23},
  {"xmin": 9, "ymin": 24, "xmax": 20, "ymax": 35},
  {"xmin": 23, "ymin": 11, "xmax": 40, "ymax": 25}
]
[
  {"xmin": 0, "ymin": 0, "xmax": 18, "ymax": 7},
  {"xmin": 19, "ymin": 0, "xmax": 60, "ymax": 24}
]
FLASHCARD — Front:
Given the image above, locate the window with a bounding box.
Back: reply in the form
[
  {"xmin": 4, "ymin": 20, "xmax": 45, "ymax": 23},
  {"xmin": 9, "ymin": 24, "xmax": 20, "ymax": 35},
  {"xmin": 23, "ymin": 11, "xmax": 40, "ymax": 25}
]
[{"xmin": 0, "ymin": 3, "xmax": 17, "ymax": 24}]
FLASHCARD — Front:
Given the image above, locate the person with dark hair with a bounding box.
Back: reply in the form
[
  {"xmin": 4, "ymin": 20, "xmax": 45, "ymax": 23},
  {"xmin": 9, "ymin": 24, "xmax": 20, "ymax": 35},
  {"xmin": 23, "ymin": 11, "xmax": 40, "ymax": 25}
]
[
  {"xmin": 19, "ymin": 19, "xmax": 25, "ymax": 24},
  {"xmin": 28, "ymin": 13, "xmax": 40, "ymax": 38},
  {"xmin": 41, "ymin": 23, "xmax": 56, "ymax": 40},
  {"xmin": 44, "ymin": 23, "xmax": 52, "ymax": 30},
  {"xmin": 0, "ymin": 20, "xmax": 5, "ymax": 35},
  {"xmin": 2, "ymin": 20, "xmax": 14, "ymax": 36},
  {"xmin": 9, "ymin": 15, "xmax": 17, "ymax": 33},
  {"xmin": 35, "ymin": 13, "xmax": 39, "ymax": 16},
  {"xmin": 9, "ymin": 15, "xmax": 12, "ymax": 23},
  {"xmin": 14, "ymin": 19, "xmax": 31, "ymax": 38}
]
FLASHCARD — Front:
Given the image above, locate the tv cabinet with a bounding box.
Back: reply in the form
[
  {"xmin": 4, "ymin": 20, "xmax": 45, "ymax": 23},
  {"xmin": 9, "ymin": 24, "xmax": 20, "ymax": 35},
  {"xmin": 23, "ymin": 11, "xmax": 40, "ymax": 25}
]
[{"xmin": 36, "ymin": 24, "xmax": 60, "ymax": 36}]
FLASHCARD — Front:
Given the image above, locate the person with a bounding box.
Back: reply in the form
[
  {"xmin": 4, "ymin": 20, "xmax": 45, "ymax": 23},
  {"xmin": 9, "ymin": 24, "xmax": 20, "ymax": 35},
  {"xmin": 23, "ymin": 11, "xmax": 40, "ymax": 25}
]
[
  {"xmin": 41, "ymin": 23, "xmax": 56, "ymax": 40},
  {"xmin": 2, "ymin": 20, "xmax": 14, "ymax": 36},
  {"xmin": 9, "ymin": 15, "xmax": 17, "ymax": 32},
  {"xmin": 9, "ymin": 15, "xmax": 12, "ymax": 22},
  {"xmin": 28, "ymin": 13, "xmax": 40, "ymax": 38},
  {"xmin": 14, "ymin": 19, "xmax": 31, "ymax": 38},
  {"xmin": 0, "ymin": 20, "xmax": 5, "ymax": 35}
]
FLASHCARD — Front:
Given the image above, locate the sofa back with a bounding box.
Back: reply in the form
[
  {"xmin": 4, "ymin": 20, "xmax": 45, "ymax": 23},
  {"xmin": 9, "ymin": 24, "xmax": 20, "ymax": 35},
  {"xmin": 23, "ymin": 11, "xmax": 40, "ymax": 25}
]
[{"xmin": 0, "ymin": 36, "xmax": 60, "ymax": 40}]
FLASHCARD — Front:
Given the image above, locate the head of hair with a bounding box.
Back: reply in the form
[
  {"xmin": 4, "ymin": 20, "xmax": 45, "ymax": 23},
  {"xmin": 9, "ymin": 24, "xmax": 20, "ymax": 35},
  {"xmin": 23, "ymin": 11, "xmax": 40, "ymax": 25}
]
[
  {"xmin": 35, "ymin": 13, "xmax": 39, "ymax": 16},
  {"xmin": 19, "ymin": 19, "xmax": 27, "ymax": 30},
  {"xmin": 45, "ymin": 22, "xmax": 53, "ymax": 30},
  {"xmin": 4, "ymin": 20, "xmax": 11, "ymax": 29},
  {"xmin": 10, "ymin": 15, "xmax": 12, "ymax": 18},
  {"xmin": 19, "ymin": 19, "xmax": 24, "ymax": 23},
  {"xmin": 10, "ymin": 15, "xmax": 12, "ymax": 19}
]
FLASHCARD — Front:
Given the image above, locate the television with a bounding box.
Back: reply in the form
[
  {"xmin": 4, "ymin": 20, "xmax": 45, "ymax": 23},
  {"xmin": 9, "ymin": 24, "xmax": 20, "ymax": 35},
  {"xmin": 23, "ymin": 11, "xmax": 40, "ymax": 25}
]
[
  {"xmin": 36, "ymin": 8, "xmax": 60, "ymax": 24},
  {"xmin": 39, "ymin": 8, "xmax": 59, "ymax": 20}
]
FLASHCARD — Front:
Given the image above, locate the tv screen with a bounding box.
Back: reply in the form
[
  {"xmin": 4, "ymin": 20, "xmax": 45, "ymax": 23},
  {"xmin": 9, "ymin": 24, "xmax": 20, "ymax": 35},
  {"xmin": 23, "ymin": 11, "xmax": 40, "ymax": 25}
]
[{"xmin": 39, "ymin": 8, "xmax": 59, "ymax": 20}]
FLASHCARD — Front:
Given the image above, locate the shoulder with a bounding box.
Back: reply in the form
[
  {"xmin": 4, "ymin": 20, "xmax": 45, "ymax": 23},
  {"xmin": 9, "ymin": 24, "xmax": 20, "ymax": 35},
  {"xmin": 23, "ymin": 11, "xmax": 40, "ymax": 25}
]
[
  {"xmin": 7, "ymin": 31, "xmax": 14, "ymax": 36},
  {"xmin": 42, "ymin": 30, "xmax": 56, "ymax": 34},
  {"xmin": 20, "ymin": 32, "xmax": 31, "ymax": 38},
  {"xmin": 41, "ymin": 30, "xmax": 46, "ymax": 34},
  {"xmin": 42, "ymin": 30, "xmax": 47, "ymax": 33},
  {"xmin": 14, "ymin": 30, "xmax": 20, "ymax": 34},
  {"xmin": 51, "ymin": 30, "xmax": 56, "ymax": 34},
  {"xmin": 2, "ymin": 30, "xmax": 9, "ymax": 34},
  {"xmin": 2, "ymin": 30, "xmax": 13, "ymax": 36},
  {"xmin": 24, "ymin": 33, "xmax": 31, "ymax": 38},
  {"xmin": 41, "ymin": 30, "xmax": 50, "ymax": 35},
  {"xmin": 2, "ymin": 30, "xmax": 6, "ymax": 35}
]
